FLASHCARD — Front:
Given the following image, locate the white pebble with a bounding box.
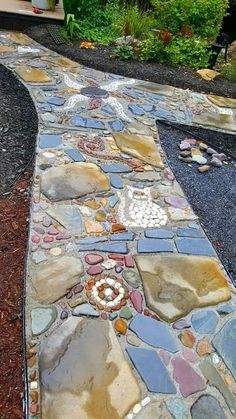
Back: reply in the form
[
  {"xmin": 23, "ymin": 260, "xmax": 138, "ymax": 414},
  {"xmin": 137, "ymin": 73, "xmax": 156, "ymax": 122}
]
[
  {"xmin": 141, "ymin": 396, "xmax": 151, "ymax": 407},
  {"xmin": 133, "ymin": 404, "xmax": 141, "ymax": 414}
]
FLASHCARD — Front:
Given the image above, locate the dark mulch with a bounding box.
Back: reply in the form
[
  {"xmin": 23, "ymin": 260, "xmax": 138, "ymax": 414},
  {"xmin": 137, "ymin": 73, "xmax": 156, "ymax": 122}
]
[
  {"xmin": 25, "ymin": 24, "xmax": 236, "ymax": 98},
  {"xmin": 157, "ymin": 120, "xmax": 236, "ymax": 286},
  {"xmin": 0, "ymin": 64, "xmax": 38, "ymax": 195},
  {"xmin": 0, "ymin": 65, "xmax": 37, "ymax": 418}
]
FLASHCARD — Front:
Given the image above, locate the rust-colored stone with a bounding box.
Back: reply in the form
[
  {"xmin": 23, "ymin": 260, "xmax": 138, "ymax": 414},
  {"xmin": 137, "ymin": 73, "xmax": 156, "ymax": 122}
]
[
  {"xmin": 114, "ymin": 319, "xmax": 128, "ymax": 335},
  {"xmin": 179, "ymin": 330, "xmax": 196, "ymax": 348},
  {"xmin": 30, "ymin": 391, "xmax": 38, "ymax": 403},
  {"xmin": 30, "ymin": 403, "xmax": 38, "ymax": 414},
  {"xmin": 196, "ymin": 336, "xmax": 212, "ymax": 356},
  {"xmin": 112, "ymin": 223, "xmax": 126, "ymax": 233}
]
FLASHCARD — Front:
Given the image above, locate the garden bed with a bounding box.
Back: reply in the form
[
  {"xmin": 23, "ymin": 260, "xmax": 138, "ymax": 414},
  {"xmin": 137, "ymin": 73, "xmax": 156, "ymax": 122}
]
[{"xmin": 26, "ymin": 24, "xmax": 236, "ymax": 98}]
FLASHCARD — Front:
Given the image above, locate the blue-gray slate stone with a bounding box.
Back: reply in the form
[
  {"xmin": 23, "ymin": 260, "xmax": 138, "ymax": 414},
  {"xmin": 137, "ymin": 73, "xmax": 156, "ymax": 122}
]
[
  {"xmin": 137, "ymin": 239, "xmax": 173, "ymax": 253},
  {"xmin": 38, "ymin": 134, "xmax": 62, "ymax": 149},
  {"xmin": 166, "ymin": 398, "xmax": 188, "ymax": 419},
  {"xmin": 64, "ymin": 148, "xmax": 86, "ymax": 162},
  {"xmin": 144, "ymin": 229, "xmax": 174, "ymax": 239},
  {"xmin": 76, "ymin": 237, "xmax": 108, "ymax": 245},
  {"xmin": 129, "ymin": 314, "xmax": 179, "ymax": 352},
  {"xmin": 175, "ymin": 238, "xmax": 215, "ymax": 256},
  {"xmin": 140, "ymin": 103, "xmax": 155, "ymax": 112},
  {"xmin": 111, "ymin": 232, "xmax": 135, "ymax": 241},
  {"xmin": 109, "ymin": 173, "xmax": 123, "ymax": 189},
  {"xmin": 101, "ymin": 163, "xmax": 132, "ymax": 173},
  {"xmin": 191, "ymin": 395, "xmax": 226, "ymax": 419},
  {"xmin": 47, "ymin": 96, "xmax": 66, "ymax": 106},
  {"xmin": 78, "ymin": 242, "xmax": 129, "ymax": 254},
  {"xmin": 177, "ymin": 227, "xmax": 204, "ymax": 238},
  {"xmin": 192, "ymin": 310, "xmax": 219, "ymax": 334},
  {"xmin": 108, "ymin": 120, "xmax": 125, "ymax": 132},
  {"xmin": 217, "ymin": 303, "xmax": 236, "ymax": 315},
  {"xmin": 101, "ymin": 105, "xmax": 116, "ymax": 115},
  {"xmin": 126, "ymin": 347, "xmax": 176, "ymax": 394},
  {"xmin": 128, "ymin": 104, "xmax": 145, "ymax": 116},
  {"xmin": 72, "ymin": 116, "xmax": 105, "ymax": 129},
  {"xmin": 109, "ymin": 195, "xmax": 119, "ymax": 208},
  {"xmin": 212, "ymin": 318, "xmax": 236, "ymax": 380}
]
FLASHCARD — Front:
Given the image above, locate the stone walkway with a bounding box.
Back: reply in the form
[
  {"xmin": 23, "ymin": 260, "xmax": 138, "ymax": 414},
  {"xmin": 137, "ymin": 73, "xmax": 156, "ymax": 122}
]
[{"xmin": 1, "ymin": 31, "xmax": 236, "ymax": 419}]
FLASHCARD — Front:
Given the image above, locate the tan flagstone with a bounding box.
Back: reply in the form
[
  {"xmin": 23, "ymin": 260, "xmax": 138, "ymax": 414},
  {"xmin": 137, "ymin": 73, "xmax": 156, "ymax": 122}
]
[
  {"xmin": 31, "ymin": 256, "xmax": 84, "ymax": 304},
  {"xmin": 113, "ymin": 132, "xmax": 164, "ymax": 169},
  {"xmin": 135, "ymin": 254, "xmax": 231, "ymax": 322},
  {"xmin": 9, "ymin": 32, "xmax": 31, "ymax": 45},
  {"xmin": 134, "ymin": 82, "xmax": 174, "ymax": 96},
  {"xmin": 39, "ymin": 317, "xmax": 141, "ymax": 419},
  {"xmin": 15, "ymin": 66, "xmax": 52, "ymax": 83},
  {"xmin": 0, "ymin": 45, "xmax": 16, "ymax": 53},
  {"xmin": 208, "ymin": 95, "xmax": 236, "ymax": 109},
  {"xmin": 193, "ymin": 112, "xmax": 236, "ymax": 132},
  {"xmin": 196, "ymin": 69, "xmax": 221, "ymax": 81},
  {"xmin": 40, "ymin": 162, "xmax": 110, "ymax": 201}
]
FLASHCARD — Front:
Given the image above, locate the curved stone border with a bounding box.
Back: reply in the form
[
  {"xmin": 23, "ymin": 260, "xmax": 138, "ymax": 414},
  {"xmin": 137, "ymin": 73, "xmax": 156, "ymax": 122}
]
[{"xmin": 1, "ymin": 31, "xmax": 236, "ymax": 419}]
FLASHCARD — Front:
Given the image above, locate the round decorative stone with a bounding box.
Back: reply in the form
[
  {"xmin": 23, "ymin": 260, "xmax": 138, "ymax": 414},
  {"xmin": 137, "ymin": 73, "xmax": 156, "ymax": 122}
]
[
  {"xmin": 80, "ymin": 86, "xmax": 108, "ymax": 98},
  {"xmin": 114, "ymin": 318, "xmax": 127, "ymax": 334},
  {"xmin": 85, "ymin": 253, "xmax": 104, "ymax": 265},
  {"xmin": 86, "ymin": 275, "xmax": 129, "ymax": 311}
]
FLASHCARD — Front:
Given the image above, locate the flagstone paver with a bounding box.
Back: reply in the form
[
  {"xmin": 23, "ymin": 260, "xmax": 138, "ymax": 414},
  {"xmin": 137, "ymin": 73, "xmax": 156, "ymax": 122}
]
[{"xmin": 1, "ymin": 31, "xmax": 236, "ymax": 418}]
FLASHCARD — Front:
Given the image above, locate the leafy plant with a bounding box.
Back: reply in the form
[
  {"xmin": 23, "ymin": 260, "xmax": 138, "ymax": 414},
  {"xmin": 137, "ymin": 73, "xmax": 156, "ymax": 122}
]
[
  {"xmin": 165, "ymin": 36, "xmax": 211, "ymax": 68},
  {"xmin": 118, "ymin": 5, "xmax": 156, "ymax": 38},
  {"xmin": 65, "ymin": 14, "xmax": 80, "ymax": 39},
  {"xmin": 151, "ymin": 0, "xmax": 229, "ymax": 41},
  {"xmin": 222, "ymin": 57, "xmax": 236, "ymax": 82},
  {"xmin": 140, "ymin": 36, "xmax": 167, "ymax": 61},
  {"xmin": 112, "ymin": 43, "xmax": 134, "ymax": 60}
]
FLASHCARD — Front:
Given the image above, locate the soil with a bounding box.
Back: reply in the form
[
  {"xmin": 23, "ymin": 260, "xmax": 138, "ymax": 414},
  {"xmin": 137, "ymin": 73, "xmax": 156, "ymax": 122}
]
[
  {"xmin": 25, "ymin": 24, "xmax": 236, "ymax": 98},
  {"xmin": 0, "ymin": 172, "xmax": 32, "ymax": 419},
  {"xmin": 0, "ymin": 65, "xmax": 37, "ymax": 418},
  {"xmin": 158, "ymin": 121, "xmax": 236, "ymax": 286}
]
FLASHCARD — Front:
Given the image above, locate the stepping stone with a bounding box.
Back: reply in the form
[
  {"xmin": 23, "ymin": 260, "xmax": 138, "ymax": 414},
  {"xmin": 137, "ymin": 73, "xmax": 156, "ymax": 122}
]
[
  {"xmin": 135, "ymin": 254, "xmax": 231, "ymax": 322},
  {"xmin": 129, "ymin": 314, "xmax": 179, "ymax": 352},
  {"xmin": 172, "ymin": 357, "xmax": 206, "ymax": 397},
  {"xmin": 137, "ymin": 239, "xmax": 173, "ymax": 253},
  {"xmin": 212, "ymin": 318, "xmax": 236, "ymax": 380},
  {"xmin": 64, "ymin": 148, "xmax": 86, "ymax": 162},
  {"xmin": 126, "ymin": 347, "xmax": 176, "ymax": 393},
  {"xmin": 39, "ymin": 318, "xmax": 140, "ymax": 418},
  {"xmin": 31, "ymin": 256, "xmax": 84, "ymax": 304},
  {"xmin": 31, "ymin": 307, "xmax": 57, "ymax": 336},
  {"xmin": 41, "ymin": 162, "xmax": 110, "ymax": 201},
  {"xmin": 175, "ymin": 238, "xmax": 215, "ymax": 256},
  {"xmin": 193, "ymin": 112, "xmax": 236, "ymax": 132},
  {"xmin": 207, "ymin": 95, "xmax": 236, "ymax": 109},
  {"xmin": 144, "ymin": 229, "xmax": 174, "ymax": 239},
  {"xmin": 113, "ymin": 132, "xmax": 164, "ymax": 169},
  {"xmin": 134, "ymin": 82, "xmax": 174, "ymax": 96},
  {"xmin": 191, "ymin": 310, "xmax": 219, "ymax": 334},
  {"xmin": 191, "ymin": 395, "xmax": 226, "ymax": 419},
  {"xmin": 38, "ymin": 135, "xmax": 62, "ymax": 149}
]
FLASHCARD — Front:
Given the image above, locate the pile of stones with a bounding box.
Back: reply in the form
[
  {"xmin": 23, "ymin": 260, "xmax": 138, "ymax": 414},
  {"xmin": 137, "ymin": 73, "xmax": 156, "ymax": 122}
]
[{"xmin": 178, "ymin": 138, "xmax": 227, "ymax": 173}]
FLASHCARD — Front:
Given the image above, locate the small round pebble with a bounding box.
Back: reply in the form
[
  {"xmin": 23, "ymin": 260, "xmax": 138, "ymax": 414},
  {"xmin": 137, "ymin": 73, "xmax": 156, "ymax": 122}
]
[
  {"xmin": 43, "ymin": 236, "xmax": 54, "ymax": 243},
  {"xmin": 60, "ymin": 310, "xmax": 68, "ymax": 320},
  {"xmin": 49, "ymin": 247, "xmax": 62, "ymax": 256},
  {"xmin": 31, "ymin": 235, "xmax": 40, "ymax": 244},
  {"xmin": 101, "ymin": 313, "xmax": 108, "ymax": 320}
]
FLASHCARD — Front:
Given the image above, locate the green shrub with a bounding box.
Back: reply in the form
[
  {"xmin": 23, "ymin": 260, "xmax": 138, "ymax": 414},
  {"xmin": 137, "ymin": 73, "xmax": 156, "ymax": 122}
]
[
  {"xmin": 140, "ymin": 36, "xmax": 167, "ymax": 61},
  {"xmin": 165, "ymin": 36, "xmax": 211, "ymax": 68},
  {"xmin": 222, "ymin": 58, "xmax": 236, "ymax": 82},
  {"xmin": 151, "ymin": 0, "xmax": 229, "ymax": 41},
  {"xmin": 112, "ymin": 43, "xmax": 134, "ymax": 59}
]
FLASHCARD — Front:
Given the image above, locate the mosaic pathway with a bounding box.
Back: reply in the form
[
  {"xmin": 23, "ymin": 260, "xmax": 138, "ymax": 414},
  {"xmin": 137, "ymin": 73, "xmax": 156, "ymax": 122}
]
[{"xmin": 1, "ymin": 31, "xmax": 236, "ymax": 419}]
